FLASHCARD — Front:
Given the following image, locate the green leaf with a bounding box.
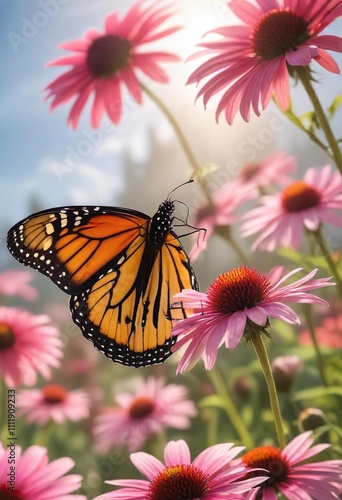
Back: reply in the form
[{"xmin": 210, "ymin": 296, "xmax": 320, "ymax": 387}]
[
  {"xmin": 276, "ymin": 247, "xmax": 334, "ymax": 273},
  {"xmin": 292, "ymin": 386, "xmax": 342, "ymax": 401},
  {"xmin": 328, "ymin": 95, "xmax": 342, "ymax": 118},
  {"xmin": 198, "ymin": 394, "xmax": 227, "ymax": 410}
]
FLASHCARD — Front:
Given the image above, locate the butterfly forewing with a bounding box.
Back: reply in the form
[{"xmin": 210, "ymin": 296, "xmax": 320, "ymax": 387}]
[
  {"xmin": 7, "ymin": 206, "xmax": 148, "ymax": 294},
  {"xmin": 7, "ymin": 200, "xmax": 198, "ymax": 367}
]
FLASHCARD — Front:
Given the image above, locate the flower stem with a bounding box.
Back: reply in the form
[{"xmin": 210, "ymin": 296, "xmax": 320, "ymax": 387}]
[
  {"xmin": 302, "ymin": 304, "xmax": 328, "ymax": 386},
  {"xmin": 311, "ymin": 226, "xmax": 342, "ymax": 297},
  {"xmin": 141, "ymin": 84, "xmax": 201, "ymax": 176},
  {"xmin": 296, "ymin": 67, "xmax": 342, "ymax": 174},
  {"xmin": 208, "ymin": 366, "xmax": 254, "ymax": 449},
  {"xmin": 0, "ymin": 378, "xmax": 7, "ymax": 443},
  {"xmin": 250, "ymin": 333, "xmax": 286, "ymax": 449},
  {"xmin": 216, "ymin": 226, "xmax": 249, "ymax": 264}
]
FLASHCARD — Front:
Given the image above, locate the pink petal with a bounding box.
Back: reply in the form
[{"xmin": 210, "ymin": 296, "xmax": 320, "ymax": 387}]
[
  {"xmin": 130, "ymin": 452, "xmax": 164, "ymax": 479},
  {"xmin": 164, "ymin": 440, "xmax": 191, "ymax": 466}
]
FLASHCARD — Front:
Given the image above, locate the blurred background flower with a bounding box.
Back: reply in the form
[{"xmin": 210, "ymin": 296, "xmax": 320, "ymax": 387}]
[
  {"xmin": 0, "ymin": 306, "xmax": 63, "ymax": 388},
  {"xmin": 93, "ymin": 376, "xmax": 197, "ymax": 453},
  {"xmin": 0, "ymin": 442, "xmax": 85, "ymax": 499},
  {"xmin": 0, "ymin": 269, "xmax": 38, "ymax": 301},
  {"xmin": 241, "ymin": 165, "xmax": 342, "ymax": 251},
  {"xmin": 17, "ymin": 383, "xmax": 90, "ymax": 425}
]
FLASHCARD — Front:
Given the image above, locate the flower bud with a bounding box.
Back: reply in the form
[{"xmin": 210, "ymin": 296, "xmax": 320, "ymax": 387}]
[
  {"xmin": 271, "ymin": 355, "xmax": 303, "ymax": 392},
  {"xmin": 298, "ymin": 408, "xmax": 327, "ymax": 432}
]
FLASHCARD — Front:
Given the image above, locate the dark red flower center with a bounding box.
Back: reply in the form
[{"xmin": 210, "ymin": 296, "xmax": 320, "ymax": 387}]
[
  {"xmin": 147, "ymin": 464, "xmax": 209, "ymax": 499},
  {"xmin": 87, "ymin": 35, "xmax": 132, "ymax": 78},
  {"xmin": 0, "ymin": 487, "xmax": 23, "ymax": 499},
  {"xmin": 252, "ymin": 9, "xmax": 310, "ymax": 60},
  {"xmin": 207, "ymin": 267, "xmax": 271, "ymax": 314},
  {"xmin": 282, "ymin": 180, "xmax": 320, "ymax": 212},
  {"xmin": 128, "ymin": 396, "xmax": 155, "ymax": 419},
  {"xmin": 242, "ymin": 446, "xmax": 289, "ymax": 487},
  {"xmin": 0, "ymin": 322, "xmax": 15, "ymax": 350},
  {"xmin": 42, "ymin": 384, "xmax": 67, "ymax": 404},
  {"xmin": 239, "ymin": 162, "xmax": 261, "ymax": 182}
]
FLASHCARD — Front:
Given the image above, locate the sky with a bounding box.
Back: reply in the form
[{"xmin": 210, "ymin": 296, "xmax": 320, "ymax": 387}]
[{"xmin": 1, "ymin": 0, "xmax": 342, "ymax": 273}]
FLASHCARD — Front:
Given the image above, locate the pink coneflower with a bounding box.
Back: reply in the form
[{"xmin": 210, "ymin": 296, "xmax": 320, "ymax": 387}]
[
  {"xmin": 0, "ymin": 442, "xmax": 85, "ymax": 499},
  {"xmin": 241, "ymin": 164, "xmax": 342, "ymax": 251},
  {"xmin": 241, "ymin": 431, "xmax": 342, "ymax": 499},
  {"xmin": 17, "ymin": 384, "xmax": 90, "ymax": 425},
  {"xmin": 188, "ymin": 0, "xmax": 342, "ymax": 124},
  {"xmin": 299, "ymin": 312, "xmax": 342, "ymax": 348},
  {"xmin": 190, "ymin": 180, "xmax": 255, "ymax": 260},
  {"xmin": 0, "ymin": 306, "xmax": 63, "ymax": 388},
  {"xmin": 237, "ymin": 151, "xmax": 297, "ymax": 189},
  {"xmin": 93, "ymin": 439, "xmax": 268, "ymax": 499},
  {"xmin": 46, "ymin": 1, "xmax": 180, "ymax": 128},
  {"xmin": 171, "ymin": 266, "xmax": 333, "ymax": 373},
  {"xmin": 93, "ymin": 376, "xmax": 197, "ymax": 453},
  {"xmin": 0, "ymin": 269, "xmax": 38, "ymax": 301}
]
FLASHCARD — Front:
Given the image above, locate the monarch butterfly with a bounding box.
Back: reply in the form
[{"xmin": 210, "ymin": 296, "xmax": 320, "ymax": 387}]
[{"xmin": 6, "ymin": 190, "xmax": 198, "ymax": 367}]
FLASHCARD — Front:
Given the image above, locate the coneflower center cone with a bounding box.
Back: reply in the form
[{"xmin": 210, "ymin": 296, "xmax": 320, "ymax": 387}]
[
  {"xmin": 0, "ymin": 323, "xmax": 15, "ymax": 349},
  {"xmin": 42, "ymin": 384, "xmax": 68, "ymax": 404},
  {"xmin": 147, "ymin": 464, "xmax": 209, "ymax": 499},
  {"xmin": 252, "ymin": 9, "xmax": 310, "ymax": 60},
  {"xmin": 129, "ymin": 396, "xmax": 155, "ymax": 419},
  {"xmin": 0, "ymin": 489, "xmax": 24, "ymax": 500},
  {"xmin": 87, "ymin": 35, "xmax": 131, "ymax": 77},
  {"xmin": 282, "ymin": 180, "xmax": 321, "ymax": 212},
  {"xmin": 242, "ymin": 446, "xmax": 289, "ymax": 485},
  {"xmin": 207, "ymin": 267, "xmax": 271, "ymax": 314}
]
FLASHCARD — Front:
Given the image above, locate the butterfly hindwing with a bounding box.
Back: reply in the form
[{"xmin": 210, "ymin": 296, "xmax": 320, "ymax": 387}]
[{"xmin": 70, "ymin": 230, "xmax": 198, "ymax": 367}]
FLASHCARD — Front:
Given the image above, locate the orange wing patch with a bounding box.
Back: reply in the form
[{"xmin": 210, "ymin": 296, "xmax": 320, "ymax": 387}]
[{"xmin": 70, "ymin": 230, "xmax": 196, "ymax": 367}]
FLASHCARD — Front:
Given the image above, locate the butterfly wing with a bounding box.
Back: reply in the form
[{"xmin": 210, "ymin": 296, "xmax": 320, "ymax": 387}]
[
  {"xmin": 7, "ymin": 206, "xmax": 149, "ymax": 295},
  {"xmin": 7, "ymin": 204, "xmax": 198, "ymax": 367},
  {"xmin": 70, "ymin": 230, "xmax": 198, "ymax": 367}
]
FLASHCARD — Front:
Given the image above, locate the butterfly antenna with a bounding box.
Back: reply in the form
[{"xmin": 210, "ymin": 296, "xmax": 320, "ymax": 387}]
[{"xmin": 167, "ymin": 178, "xmax": 194, "ymax": 198}]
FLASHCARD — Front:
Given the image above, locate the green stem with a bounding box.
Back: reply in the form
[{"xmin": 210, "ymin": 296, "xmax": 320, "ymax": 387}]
[
  {"xmin": 0, "ymin": 378, "xmax": 7, "ymax": 443},
  {"xmin": 141, "ymin": 84, "xmax": 201, "ymax": 176},
  {"xmin": 278, "ymin": 105, "xmax": 329, "ymax": 153},
  {"xmin": 208, "ymin": 366, "xmax": 254, "ymax": 449},
  {"xmin": 302, "ymin": 304, "xmax": 328, "ymax": 386},
  {"xmin": 250, "ymin": 333, "xmax": 286, "ymax": 449},
  {"xmin": 33, "ymin": 420, "xmax": 54, "ymax": 447},
  {"xmin": 312, "ymin": 227, "xmax": 342, "ymax": 297},
  {"xmin": 296, "ymin": 67, "xmax": 342, "ymax": 174}
]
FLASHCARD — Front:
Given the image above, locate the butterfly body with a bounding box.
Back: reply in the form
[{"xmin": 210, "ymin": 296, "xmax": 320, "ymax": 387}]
[{"xmin": 7, "ymin": 201, "xmax": 198, "ymax": 367}]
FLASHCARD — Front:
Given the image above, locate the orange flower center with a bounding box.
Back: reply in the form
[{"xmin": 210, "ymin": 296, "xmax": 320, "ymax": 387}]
[
  {"xmin": 207, "ymin": 267, "xmax": 271, "ymax": 314},
  {"xmin": 0, "ymin": 322, "xmax": 15, "ymax": 350},
  {"xmin": 147, "ymin": 464, "xmax": 209, "ymax": 499},
  {"xmin": 252, "ymin": 9, "xmax": 310, "ymax": 60},
  {"xmin": 42, "ymin": 384, "xmax": 67, "ymax": 404},
  {"xmin": 242, "ymin": 446, "xmax": 289, "ymax": 486},
  {"xmin": 87, "ymin": 35, "xmax": 131, "ymax": 78},
  {"xmin": 282, "ymin": 180, "xmax": 320, "ymax": 212},
  {"xmin": 239, "ymin": 162, "xmax": 261, "ymax": 182},
  {"xmin": 128, "ymin": 396, "xmax": 155, "ymax": 419},
  {"xmin": 0, "ymin": 489, "xmax": 23, "ymax": 500}
]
